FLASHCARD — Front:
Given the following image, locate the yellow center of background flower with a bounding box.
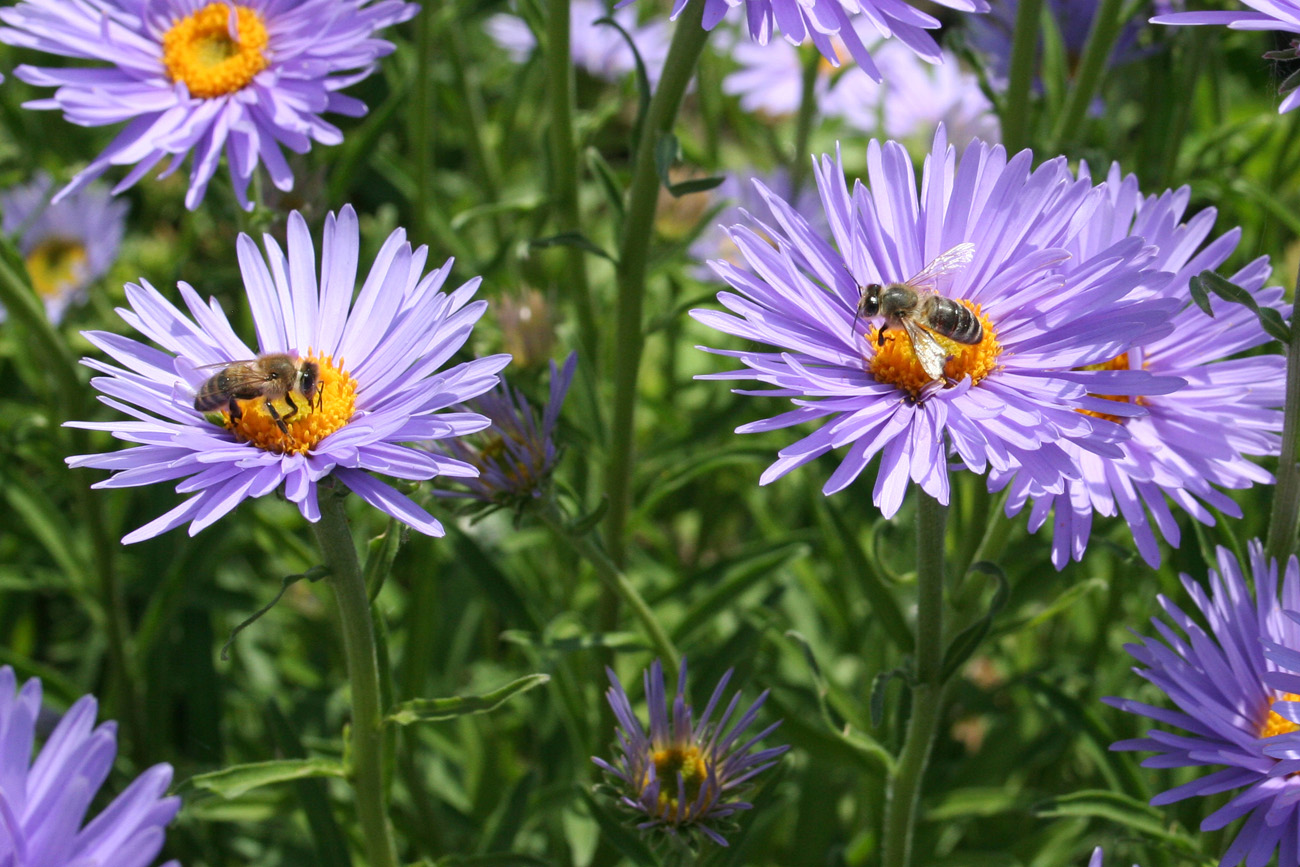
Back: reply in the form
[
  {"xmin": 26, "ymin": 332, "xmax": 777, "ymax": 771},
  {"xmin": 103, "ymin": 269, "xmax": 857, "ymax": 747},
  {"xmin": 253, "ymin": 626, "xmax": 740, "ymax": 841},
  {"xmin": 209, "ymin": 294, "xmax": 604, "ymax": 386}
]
[
  {"xmin": 162, "ymin": 3, "xmax": 270, "ymax": 99},
  {"xmin": 1077, "ymin": 353, "xmax": 1136, "ymax": 423},
  {"xmin": 25, "ymin": 237, "xmax": 87, "ymax": 298},
  {"xmin": 867, "ymin": 301, "xmax": 999, "ymax": 398},
  {"xmin": 649, "ymin": 745, "xmax": 710, "ymax": 818},
  {"xmin": 1261, "ymin": 693, "xmax": 1300, "ymax": 739},
  {"xmin": 221, "ymin": 353, "xmax": 355, "ymax": 456}
]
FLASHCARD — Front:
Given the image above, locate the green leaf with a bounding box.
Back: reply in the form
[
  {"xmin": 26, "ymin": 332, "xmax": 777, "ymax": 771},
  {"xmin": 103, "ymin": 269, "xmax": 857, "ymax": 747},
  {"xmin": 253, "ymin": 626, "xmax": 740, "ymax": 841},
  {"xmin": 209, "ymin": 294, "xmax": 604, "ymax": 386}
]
[
  {"xmin": 578, "ymin": 788, "xmax": 658, "ymax": 867},
  {"xmin": 667, "ymin": 176, "xmax": 726, "ymax": 198},
  {"xmin": 941, "ymin": 562, "xmax": 1009, "ymax": 681},
  {"xmin": 184, "ymin": 758, "xmax": 345, "ymax": 800},
  {"xmin": 1193, "ymin": 269, "xmax": 1292, "ymax": 343},
  {"xmin": 654, "ymin": 131, "xmax": 680, "ymax": 190},
  {"xmin": 529, "ymin": 232, "xmax": 615, "ymax": 263},
  {"xmin": 500, "ymin": 630, "xmax": 646, "ymax": 653},
  {"xmin": 1035, "ymin": 790, "xmax": 1198, "ymax": 852},
  {"xmin": 433, "ymin": 856, "xmax": 552, "ymax": 867},
  {"xmin": 265, "ymin": 704, "xmax": 353, "ymax": 867},
  {"xmin": 450, "ymin": 196, "xmax": 544, "ymax": 231},
  {"xmin": 821, "ymin": 499, "xmax": 915, "ymax": 654},
  {"xmin": 586, "ymin": 146, "xmax": 626, "ymax": 221},
  {"xmin": 870, "ymin": 666, "xmax": 910, "ymax": 730},
  {"xmin": 593, "ymin": 16, "xmax": 651, "ymax": 145},
  {"xmin": 993, "ymin": 577, "xmax": 1106, "ymax": 638},
  {"xmin": 1187, "ymin": 273, "xmax": 1214, "ymax": 316},
  {"xmin": 387, "ymin": 674, "xmax": 550, "ymax": 725}
]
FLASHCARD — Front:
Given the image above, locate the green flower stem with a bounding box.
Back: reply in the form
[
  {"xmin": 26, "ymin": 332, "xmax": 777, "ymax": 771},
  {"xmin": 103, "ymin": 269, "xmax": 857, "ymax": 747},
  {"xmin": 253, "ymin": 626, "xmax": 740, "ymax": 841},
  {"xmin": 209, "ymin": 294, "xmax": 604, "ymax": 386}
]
[
  {"xmin": 880, "ymin": 493, "xmax": 948, "ymax": 867},
  {"xmin": 311, "ymin": 491, "xmax": 398, "ymax": 867},
  {"xmin": 1002, "ymin": 0, "xmax": 1042, "ymax": 153},
  {"xmin": 546, "ymin": 0, "xmax": 599, "ymax": 361},
  {"xmin": 1267, "ymin": 302, "xmax": 1300, "ymax": 562},
  {"xmin": 414, "ymin": 1, "xmax": 433, "ymax": 240},
  {"xmin": 1050, "ymin": 0, "xmax": 1125, "ymax": 151},
  {"xmin": 605, "ymin": 2, "xmax": 710, "ymax": 568},
  {"xmin": 536, "ymin": 499, "xmax": 680, "ymax": 671},
  {"xmin": 789, "ymin": 46, "xmax": 822, "ymax": 196}
]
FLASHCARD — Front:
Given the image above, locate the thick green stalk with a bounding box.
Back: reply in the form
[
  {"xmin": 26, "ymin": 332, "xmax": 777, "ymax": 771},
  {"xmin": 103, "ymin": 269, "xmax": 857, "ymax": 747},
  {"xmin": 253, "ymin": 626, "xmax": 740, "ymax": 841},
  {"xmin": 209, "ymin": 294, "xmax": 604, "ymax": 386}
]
[
  {"xmin": 546, "ymin": 0, "xmax": 598, "ymax": 361},
  {"xmin": 880, "ymin": 493, "xmax": 947, "ymax": 867},
  {"xmin": 1002, "ymin": 0, "xmax": 1043, "ymax": 153},
  {"xmin": 536, "ymin": 499, "xmax": 680, "ymax": 672},
  {"xmin": 605, "ymin": 2, "xmax": 710, "ymax": 567},
  {"xmin": 311, "ymin": 492, "xmax": 398, "ymax": 867},
  {"xmin": 1050, "ymin": 0, "xmax": 1125, "ymax": 151},
  {"xmin": 1267, "ymin": 305, "xmax": 1300, "ymax": 562}
]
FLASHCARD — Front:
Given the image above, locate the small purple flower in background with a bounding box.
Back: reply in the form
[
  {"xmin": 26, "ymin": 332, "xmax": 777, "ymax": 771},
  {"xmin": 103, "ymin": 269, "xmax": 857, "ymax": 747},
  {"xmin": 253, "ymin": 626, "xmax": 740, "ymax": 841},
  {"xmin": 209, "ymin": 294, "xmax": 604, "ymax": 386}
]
[
  {"xmin": 486, "ymin": 0, "xmax": 672, "ymax": 85},
  {"xmin": 1, "ymin": 171, "xmax": 128, "ymax": 324},
  {"xmin": 0, "ymin": 666, "xmax": 181, "ymax": 867},
  {"xmin": 67, "ymin": 205, "xmax": 510, "ymax": 543},
  {"xmin": 1106, "ymin": 542, "xmax": 1300, "ymax": 867},
  {"xmin": 594, "ymin": 659, "xmax": 788, "ymax": 846},
  {"xmin": 720, "ymin": 35, "xmax": 879, "ymax": 128},
  {"xmin": 1154, "ymin": 0, "xmax": 1300, "ymax": 113},
  {"xmin": 1088, "ymin": 849, "xmax": 1139, "ymax": 867},
  {"xmin": 691, "ymin": 128, "xmax": 1183, "ymax": 517},
  {"xmin": 622, "ymin": 0, "xmax": 988, "ymax": 81},
  {"xmin": 0, "ymin": 0, "xmax": 418, "ymax": 210},
  {"xmin": 992, "ymin": 165, "xmax": 1285, "ymax": 569},
  {"xmin": 870, "ymin": 41, "xmax": 1000, "ymax": 146},
  {"xmin": 433, "ymin": 352, "xmax": 577, "ymax": 506}
]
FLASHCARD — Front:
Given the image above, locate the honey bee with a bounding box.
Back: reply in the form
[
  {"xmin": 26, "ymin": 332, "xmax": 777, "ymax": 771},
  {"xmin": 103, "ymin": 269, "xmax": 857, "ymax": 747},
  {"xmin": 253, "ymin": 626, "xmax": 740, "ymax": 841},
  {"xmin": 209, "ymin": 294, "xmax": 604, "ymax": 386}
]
[
  {"xmin": 193, "ymin": 353, "xmax": 321, "ymax": 434},
  {"xmin": 856, "ymin": 242, "xmax": 982, "ymax": 381}
]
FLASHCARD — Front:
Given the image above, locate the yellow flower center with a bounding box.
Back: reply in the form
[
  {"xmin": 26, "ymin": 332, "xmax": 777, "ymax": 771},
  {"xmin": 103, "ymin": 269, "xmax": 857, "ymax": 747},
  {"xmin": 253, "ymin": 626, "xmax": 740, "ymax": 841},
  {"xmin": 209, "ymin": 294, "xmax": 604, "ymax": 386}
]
[
  {"xmin": 1076, "ymin": 353, "xmax": 1136, "ymax": 423},
  {"xmin": 219, "ymin": 352, "xmax": 356, "ymax": 455},
  {"xmin": 477, "ymin": 433, "xmax": 541, "ymax": 493},
  {"xmin": 25, "ymin": 237, "xmax": 88, "ymax": 299},
  {"xmin": 867, "ymin": 301, "xmax": 1000, "ymax": 398},
  {"xmin": 1261, "ymin": 693, "xmax": 1300, "ymax": 739},
  {"xmin": 647, "ymin": 745, "xmax": 711, "ymax": 819},
  {"xmin": 162, "ymin": 3, "xmax": 270, "ymax": 99}
]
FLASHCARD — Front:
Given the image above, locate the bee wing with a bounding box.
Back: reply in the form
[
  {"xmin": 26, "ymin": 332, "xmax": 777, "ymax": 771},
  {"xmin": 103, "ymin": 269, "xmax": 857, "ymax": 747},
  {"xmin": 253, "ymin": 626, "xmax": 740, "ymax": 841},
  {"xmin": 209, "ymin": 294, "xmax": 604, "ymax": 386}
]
[
  {"xmin": 201, "ymin": 364, "xmax": 276, "ymax": 388},
  {"xmin": 901, "ymin": 318, "xmax": 949, "ymax": 381},
  {"xmin": 903, "ymin": 242, "xmax": 975, "ymax": 293},
  {"xmin": 194, "ymin": 358, "xmax": 258, "ymax": 371}
]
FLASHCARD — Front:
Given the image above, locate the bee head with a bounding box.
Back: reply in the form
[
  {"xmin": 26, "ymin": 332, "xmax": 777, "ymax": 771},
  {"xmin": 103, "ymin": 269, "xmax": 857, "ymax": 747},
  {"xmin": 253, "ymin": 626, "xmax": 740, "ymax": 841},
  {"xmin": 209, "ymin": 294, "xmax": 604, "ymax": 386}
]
[{"xmin": 858, "ymin": 283, "xmax": 883, "ymax": 317}]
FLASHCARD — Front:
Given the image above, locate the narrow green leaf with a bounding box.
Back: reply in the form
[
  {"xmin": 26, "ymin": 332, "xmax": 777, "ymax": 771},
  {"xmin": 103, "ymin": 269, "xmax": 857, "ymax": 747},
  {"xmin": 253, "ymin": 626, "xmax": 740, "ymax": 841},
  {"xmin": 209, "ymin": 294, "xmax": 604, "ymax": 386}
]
[
  {"xmin": 529, "ymin": 232, "xmax": 615, "ymax": 263},
  {"xmin": 1036, "ymin": 790, "xmax": 1198, "ymax": 852},
  {"xmin": 434, "ymin": 856, "xmax": 552, "ymax": 867},
  {"xmin": 1187, "ymin": 274, "xmax": 1214, "ymax": 316},
  {"xmin": 387, "ymin": 674, "xmax": 550, "ymax": 725},
  {"xmin": 822, "ymin": 499, "xmax": 915, "ymax": 654},
  {"xmin": 593, "ymin": 16, "xmax": 651, "ymax": 146},
  {"xmin": 667, "ymin": 176, "xmax": 726, "ymax": 198},
  {"xmin": 450, "ymin": 196, "xmax": 544, "ymax": 231},
  {"xmin": 870, "ymin": 667, "xmax": 910, "ymax": 730},
  {"xmin": 1194, "ymin": 269, "xmax": 1292, "ymax": 343},
  {"xmin": 654, "ymin": 131, "xmax": 680, "ymax": 189},
  {"xmin": 941, "ymin": 562, "xmax": 1009, "ymax": 681},
  {"xmin": 184, "ymin": 758, "xmax": 345, "ymax": 800},
  {"xmin": 585, "ymin": 147, "xmax": 626, "ymax": 221},
  {"xmin": 500, "ymin": 630, "xmax": 645, "ymax": 653}
]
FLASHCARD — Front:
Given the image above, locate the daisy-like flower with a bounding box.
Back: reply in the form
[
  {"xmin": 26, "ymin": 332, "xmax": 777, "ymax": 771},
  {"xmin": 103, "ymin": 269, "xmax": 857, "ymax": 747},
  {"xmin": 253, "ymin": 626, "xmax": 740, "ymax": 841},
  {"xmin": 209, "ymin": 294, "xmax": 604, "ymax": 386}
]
[
  {"xmin": 67, "ymin": 205, "xmax": 510, "ymax": 543},
  {"xmin": 1153, "ymin": 1, "xmax": 1300, "ymax": 113},
  {"xmin": 690, "ymin": 128, "xmax": 1184, "ymax": 517},
  {"xmin": 0, "ymin": 666, "xmax": 181, "ymax": 867},
  {"xmin": 0, "ymin": 0, "xmax": 418, "ymax": 210},
  {"xmin": 594, "ymin": 658, "xmax": 788, "ymax": 846},
  {"xmin": 486, "ymin": 0, "xmax": 672, "ymax": 85},
  {"xmin": 623, "ymin": 0, "xmax": 988, "ymax": 81},
  {"xmin": 433, "ymin": 352, "xmax": 576, "ymax": 506},
  {"xmin": 992, "ymin": 165, "xmax": 1285, "ymax": 569},
  {"xmin": 720, "ymin": 34, "xmax": 879, "ymax": 128},
  {"xmin": 1, "ymin": 172, "xmax": 128, "ymax": 324},
  {"xmin": 1106, "ymin": 542, "xmax": 1300, "ymax": 867}
]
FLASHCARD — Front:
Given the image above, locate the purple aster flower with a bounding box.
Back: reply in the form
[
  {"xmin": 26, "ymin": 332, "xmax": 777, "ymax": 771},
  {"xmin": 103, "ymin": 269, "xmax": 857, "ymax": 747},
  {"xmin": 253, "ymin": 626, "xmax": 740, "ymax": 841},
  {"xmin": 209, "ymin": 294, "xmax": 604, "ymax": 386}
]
[
  {"xmin": 0, "ymin": 666, "xmax": 181, "ymax": 867},
  {"xmin": 593, "ymin": 658, "xmax": 788, "ymax": 846},
  {"xmin": 1088, "ymin": 849, "xmax": 1139, "ymax": 867},
  {"xmin": 66, "ymin": 205, "xmax": 510, "ymax": 543},
  {"xmin": 992, "ymin": 164, "xmax": 1285, "ymax": 569},
  {"xmin": 720, "ymin": 34, "xmax": 879, "ymax": 128},
  {"xmin": 485, "ymin": 0, "xmax": 672, "ymax": 85},
  {"xmin": 1, "ymin": 171, "xmax": 129, "ymax": 324},
  {"xmin": 432, "ymin": 351, "xmax": 576, "ymax": 506},
  {"xmin": 1153, "ymin": 0, "xmax": 1300, "ymax": 113},
  {"xmin": 1106, "ymin": 542, "xmax": 1300, "ymax": 867},
  {"xmin": 622, "ymin": 0, "xmax": 988, "ymax": 81},
  {"xmin": 0, "ymin": 0, "xmax": 418, "ymax": 211},
  {"xmin": 690, "ymin": 128, "xmax": 1183, "ymax": 517}
]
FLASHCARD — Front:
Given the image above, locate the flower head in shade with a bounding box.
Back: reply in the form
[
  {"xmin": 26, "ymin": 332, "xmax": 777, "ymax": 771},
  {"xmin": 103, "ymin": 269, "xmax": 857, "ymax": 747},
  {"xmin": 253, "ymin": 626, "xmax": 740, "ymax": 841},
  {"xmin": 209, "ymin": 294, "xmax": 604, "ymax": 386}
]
[
  {"xmin": 0, "ymin": 0, "xmax": 418, "ymax": 210},
  {"xmin": 690, "ymin": 128, "xmax": 1184, "ymax": 517},
  {"xmin": 0, "ymin": 666, "xmax": 181, "ymax": 867},
  {"xmin": 594, "ymin": 659, "xmax": 788, "ymax": 846},
  {"xmin": 486, "ymin": 0, "xmax": 672, "ymax": 85},
  {"xmin": 67, "ymin": 205, "xmax": 510, "ymax": 543},
  {"xmin": 993, "ymin": 165, "xmax": 1285, "ymax": 569},
  {"xmin": 1106, "ymin": 542, "xmax": 1300, "ymax": 867},
  {"xmin": 1153, "ymin": 1, "xmax": 1300, "ymax": 113},
  {"xmin": 1, "ymin": 172, "xmax": 128, "ymax": 324},
  {"xmin": 623, "ymin": 0, "xmax": 988, "ymax": 80},
  {"xmin": 433, "ymin": 352, "xmax": 576, "ymax": 506}
]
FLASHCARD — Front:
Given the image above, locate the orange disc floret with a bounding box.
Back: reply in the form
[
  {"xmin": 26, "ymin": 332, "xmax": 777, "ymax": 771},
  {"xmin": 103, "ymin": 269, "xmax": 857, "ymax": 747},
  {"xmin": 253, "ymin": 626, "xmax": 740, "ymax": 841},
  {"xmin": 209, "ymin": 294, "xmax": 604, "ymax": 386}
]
[
  {"xmin": 25, "ymin": 236, "xmax": 88, "ymax": 298},
  {"xmin": 162, "ymin": 3, "xmax": 270, "ymax": 99},
  {"xmin": 867, "ymin": 301, "xmax": 999, "ymax": 398},
  {"xmin": 223, "ymin": 352, "xmax": 355, "ymax": 455},
  {"xmin": 1261, "ymin": 693, "xmax": 1300, "ymax": 739},
  {"xmin": 1076, "ymin": 353, "xmax": 1137, "ymax": 423},
  {"xmin": 644, "ymin": 745, "xmax": 713, "ymax": 820}
]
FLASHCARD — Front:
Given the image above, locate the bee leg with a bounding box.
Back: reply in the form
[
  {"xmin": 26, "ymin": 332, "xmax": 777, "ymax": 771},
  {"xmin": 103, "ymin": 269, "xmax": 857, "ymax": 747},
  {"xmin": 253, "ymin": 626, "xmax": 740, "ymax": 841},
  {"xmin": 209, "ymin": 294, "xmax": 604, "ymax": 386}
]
[
  {"xmin": 227, "ymin": 397, "xmax": 243, "ymax": 424},
  {"xmin": 281, "ymin": 392, "xmax": 300, "ymax": 425},
  {"xmin": 876, "ymin": 327, "xmax": 889, "ymax": 348},
  {"xmin": 264, "ymin": 400, "xmax": 289, "ymax": 435}
]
